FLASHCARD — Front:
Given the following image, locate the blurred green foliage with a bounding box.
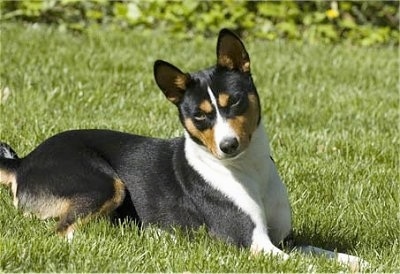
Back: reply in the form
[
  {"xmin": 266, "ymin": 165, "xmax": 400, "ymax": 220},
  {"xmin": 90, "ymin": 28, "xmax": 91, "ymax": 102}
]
[{"xmin": 1, "ymin": 0, "xmax": 398, "ymax": 46}]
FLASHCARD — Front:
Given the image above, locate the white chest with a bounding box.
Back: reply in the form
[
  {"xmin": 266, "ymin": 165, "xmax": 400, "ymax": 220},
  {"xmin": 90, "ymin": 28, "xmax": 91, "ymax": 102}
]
[
  {"xmin": 185, "ymin": 124, "xmax": 291, "ymax": 255},
  {"xmin": 185, "ymin": 125, "xmax": 277, "ymax": 229}
]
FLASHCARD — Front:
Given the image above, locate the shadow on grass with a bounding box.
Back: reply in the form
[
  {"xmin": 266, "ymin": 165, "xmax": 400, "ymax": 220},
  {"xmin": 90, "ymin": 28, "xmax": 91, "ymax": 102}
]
[{"xmin": 287, "ymin": 226, "xmax": 361, "ymax": 254}]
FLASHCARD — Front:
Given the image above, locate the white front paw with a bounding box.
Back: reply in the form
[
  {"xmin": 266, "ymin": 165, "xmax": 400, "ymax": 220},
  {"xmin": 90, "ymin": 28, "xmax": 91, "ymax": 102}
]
[
  {"xmin": 337, "ymin": 252, "xmax": 370, "ymax": 271},
  {"xmin": 251, "ymin": 242, "xmax": 289, "ymax": 260}
]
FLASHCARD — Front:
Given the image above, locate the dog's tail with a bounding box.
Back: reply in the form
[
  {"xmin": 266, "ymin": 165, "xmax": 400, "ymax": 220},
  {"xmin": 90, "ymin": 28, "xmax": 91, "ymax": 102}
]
[{"xmin": 0, "ymin": 142, "xmax": 21, "ymax": 185}]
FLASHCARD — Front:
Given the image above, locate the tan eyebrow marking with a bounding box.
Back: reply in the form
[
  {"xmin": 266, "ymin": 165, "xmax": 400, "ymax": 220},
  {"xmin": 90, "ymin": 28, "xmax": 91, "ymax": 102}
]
[
  {"xmin": 218, "ymin": 92, "xmax": 230, "ymax": 108},
  {"xmin": 199, "ymin": 100, "xmax": 213, "ymax": 114}
]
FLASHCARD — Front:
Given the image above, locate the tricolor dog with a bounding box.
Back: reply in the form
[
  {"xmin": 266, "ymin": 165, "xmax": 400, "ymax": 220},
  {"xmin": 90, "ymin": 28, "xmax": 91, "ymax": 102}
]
[{"xmin": 0, "ymin": 29, "xmax": 366, "ymax": 268}]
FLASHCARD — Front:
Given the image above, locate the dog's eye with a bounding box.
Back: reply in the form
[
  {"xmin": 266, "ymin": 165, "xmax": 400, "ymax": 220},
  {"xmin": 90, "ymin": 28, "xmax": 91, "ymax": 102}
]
[
  {"xmin": 194, "ymin": 113, "xmax": 207, "ymax": 121},
  {"xmin": 230, "ymin": 97, "xmax": 242, "ymax": 108}
]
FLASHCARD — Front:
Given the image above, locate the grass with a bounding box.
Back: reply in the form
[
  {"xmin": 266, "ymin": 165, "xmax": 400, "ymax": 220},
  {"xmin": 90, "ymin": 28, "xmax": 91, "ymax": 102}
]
[{"xmin": 0, "ymin": 23, "xmax": 398, "ymax": 272}]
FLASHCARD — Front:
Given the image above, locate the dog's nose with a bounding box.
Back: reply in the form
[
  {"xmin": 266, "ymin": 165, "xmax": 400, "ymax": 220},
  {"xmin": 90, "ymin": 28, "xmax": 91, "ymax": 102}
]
[{"xmin": 219, "ymin": 137, "xmax": 239, "ymax": 155}]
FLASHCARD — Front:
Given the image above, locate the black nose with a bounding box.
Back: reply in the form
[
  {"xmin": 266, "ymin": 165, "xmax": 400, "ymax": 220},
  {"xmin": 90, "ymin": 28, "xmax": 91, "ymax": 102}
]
[{"xmin": 219, "ymin": 137, "xmax": 239, "ymax": 155}]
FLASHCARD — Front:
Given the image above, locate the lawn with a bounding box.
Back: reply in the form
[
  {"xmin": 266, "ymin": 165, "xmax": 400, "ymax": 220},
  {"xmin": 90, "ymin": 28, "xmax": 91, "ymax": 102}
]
[{"xmin": 0, "ymin": 23, "xmax": 398, "ymax": 272}]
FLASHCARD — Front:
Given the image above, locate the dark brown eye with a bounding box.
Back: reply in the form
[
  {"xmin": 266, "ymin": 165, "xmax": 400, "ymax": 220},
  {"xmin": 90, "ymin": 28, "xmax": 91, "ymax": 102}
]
[{"xmin": 230, "ymin": 96, "xmax": 242, "ymax": 108}]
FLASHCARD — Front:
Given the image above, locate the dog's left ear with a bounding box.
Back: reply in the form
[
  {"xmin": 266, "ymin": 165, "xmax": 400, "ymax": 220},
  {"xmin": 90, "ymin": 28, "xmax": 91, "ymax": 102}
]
[{"xmin": 217, "ymin": 29, "xmax": 250, "ymax": 73}]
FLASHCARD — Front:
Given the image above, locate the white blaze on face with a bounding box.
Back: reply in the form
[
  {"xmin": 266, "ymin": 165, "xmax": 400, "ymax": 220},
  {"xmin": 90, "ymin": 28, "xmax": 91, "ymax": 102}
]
[{"xmin": 206, "ymin": 86, "xmax": 239, "ymax": 157}]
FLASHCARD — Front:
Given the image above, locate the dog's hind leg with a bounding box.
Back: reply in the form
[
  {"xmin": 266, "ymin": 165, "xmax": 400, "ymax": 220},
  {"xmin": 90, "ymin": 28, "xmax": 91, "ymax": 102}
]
[
  {"xmin": 55, "ymin": 178, "xmax": 126, "ymax": 241},
  {"xmin": 0, "ymin": 142, "xmax": 21, "ymax": 207}
]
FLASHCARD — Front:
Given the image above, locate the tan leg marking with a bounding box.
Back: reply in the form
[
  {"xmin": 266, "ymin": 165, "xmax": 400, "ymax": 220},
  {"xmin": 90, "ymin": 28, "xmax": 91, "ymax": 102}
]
[
  {"xmin": 0, "ymin": 170, "xmax": 19, "ymax": 207},
  {"xmin": 35, "ymin": 198, "xmax": 71, "ymax": 220},
  {"xmin": 98, "ymin": 178, "xmax": 126, "ymax": 215}
]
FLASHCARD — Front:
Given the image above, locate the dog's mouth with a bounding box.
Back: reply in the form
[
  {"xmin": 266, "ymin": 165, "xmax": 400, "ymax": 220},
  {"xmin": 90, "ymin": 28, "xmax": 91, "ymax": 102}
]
[{"xmin": 215, "ymin": 149, "xmax": 245, "ymax": 161}]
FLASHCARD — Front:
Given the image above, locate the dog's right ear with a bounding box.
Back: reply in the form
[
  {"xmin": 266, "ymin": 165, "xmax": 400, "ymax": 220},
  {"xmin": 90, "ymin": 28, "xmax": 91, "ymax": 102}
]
[
  {"xmin": 217, "ymin": 28, "xmax": 250, "ymax": 73},
  {"xmin": 154, "ymin": 60, "xmax": 189, "ymax": 105}
]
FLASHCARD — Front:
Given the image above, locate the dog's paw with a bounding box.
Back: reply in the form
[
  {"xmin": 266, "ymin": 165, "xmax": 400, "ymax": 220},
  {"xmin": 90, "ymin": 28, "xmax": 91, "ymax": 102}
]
[
  {"xmin": 250, "ymin": 243, "xmax": 289, "ymax": 260},
  {"xmin": 66, "ymin": 230, "xmax": 74, "ymax": 243},
  {"xmin": 336, "ymin": 252, "xmax": 370, "ymax": 272},
  {"xmin": 294, "ymin": 245, "xmax": 370, "ymax": 271}
]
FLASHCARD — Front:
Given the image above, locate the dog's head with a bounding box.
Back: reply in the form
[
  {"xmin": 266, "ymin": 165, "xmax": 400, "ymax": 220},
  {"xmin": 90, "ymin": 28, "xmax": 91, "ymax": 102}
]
[{"xmin": 154, "ymin": 29, "xmax": 261, "ymax": 160}]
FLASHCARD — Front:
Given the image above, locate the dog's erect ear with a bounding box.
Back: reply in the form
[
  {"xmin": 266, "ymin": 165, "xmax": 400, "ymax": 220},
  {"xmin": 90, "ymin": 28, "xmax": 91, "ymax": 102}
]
[
  {"xmin": 154, "ymin": 60, "xmax": 189, "ymax": 105},
  {"xmin": 217, "ymin": 29, "xmax": 250, "ymax": 73}
]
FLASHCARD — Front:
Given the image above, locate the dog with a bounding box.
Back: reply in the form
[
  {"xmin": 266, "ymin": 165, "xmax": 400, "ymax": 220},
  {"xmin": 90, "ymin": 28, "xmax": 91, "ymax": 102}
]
[{"xmin": 0, "ymin": 29, "xmax": 367, "ymax": 269}]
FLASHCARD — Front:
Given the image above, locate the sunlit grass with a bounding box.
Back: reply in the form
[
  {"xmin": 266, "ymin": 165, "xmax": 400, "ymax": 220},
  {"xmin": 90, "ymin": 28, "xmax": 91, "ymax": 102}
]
[{"xmin": 0, "ymin": 23, "xmax": 398, "ymax": 272}]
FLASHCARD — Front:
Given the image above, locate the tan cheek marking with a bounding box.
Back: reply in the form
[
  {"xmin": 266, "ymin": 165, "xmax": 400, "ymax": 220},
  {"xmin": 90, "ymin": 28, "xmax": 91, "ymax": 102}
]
[
  {"xmin": 218, "ymin": 92, "xmax": 230, "ymax": 108},
  {"xmin": 199, "ymin": 100, "xmax": 213, "ymax": 114},
  {"xmin": 185, "ymin": 118, "xmax": 218, "ymax": 156},
  {"xmin": 228, "ymin": 93, "xmax": 260, "ymax": 147}
]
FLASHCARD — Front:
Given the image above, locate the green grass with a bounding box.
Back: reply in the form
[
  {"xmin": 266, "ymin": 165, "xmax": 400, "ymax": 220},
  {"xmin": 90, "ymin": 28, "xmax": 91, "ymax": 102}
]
[{"xmin": 0, "ymin": 23, "xmax": 398, "ymax": 272}]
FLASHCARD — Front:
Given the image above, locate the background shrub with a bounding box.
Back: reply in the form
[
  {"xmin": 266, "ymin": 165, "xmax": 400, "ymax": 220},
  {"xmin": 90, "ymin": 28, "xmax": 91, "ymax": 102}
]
[{"xmin": 1, "ymin": 0, "xmax": 399, "ymax": 45}]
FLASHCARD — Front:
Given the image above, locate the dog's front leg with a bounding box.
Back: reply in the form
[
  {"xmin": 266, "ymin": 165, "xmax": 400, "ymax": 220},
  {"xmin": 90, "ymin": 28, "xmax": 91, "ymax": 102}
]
[
  {"xmin": 294, "ymin": 245, "xmax": 369, "ymax": 271},
  {"xmin": 250, "ymin": 228, "xmax": 289, "ymax": 260}
]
